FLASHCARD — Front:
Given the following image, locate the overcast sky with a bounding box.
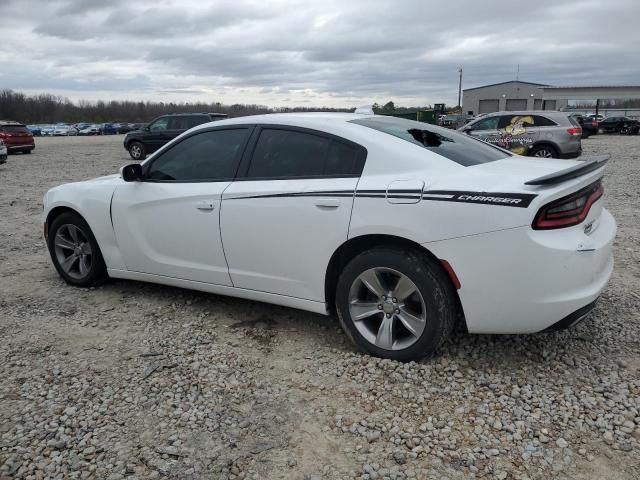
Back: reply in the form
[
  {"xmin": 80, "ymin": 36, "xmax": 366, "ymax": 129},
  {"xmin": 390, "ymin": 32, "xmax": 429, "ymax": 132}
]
[{"xmin": 2, "ymin": 0, "xmax": 639, "ymax": 107}]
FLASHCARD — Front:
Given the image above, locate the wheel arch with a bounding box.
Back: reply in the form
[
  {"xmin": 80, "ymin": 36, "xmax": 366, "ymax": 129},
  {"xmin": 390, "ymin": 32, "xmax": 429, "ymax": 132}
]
[
  {"xmin": 529, "ymin": 140, "xmax": 560, "ymax": 157},
  {"xmin": 324, "ymin": 234, "xmax": 465, "ymax": 327},
  {"xmin": 46, "ymin": 206, "xmax": 83, "ymax": 234}
]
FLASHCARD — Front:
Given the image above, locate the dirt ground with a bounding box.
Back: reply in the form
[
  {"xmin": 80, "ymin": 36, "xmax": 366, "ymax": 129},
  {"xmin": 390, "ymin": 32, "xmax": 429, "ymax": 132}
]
[{"xmin": 0, "ymin": 134, "xmax": 639, "ymax": 480}]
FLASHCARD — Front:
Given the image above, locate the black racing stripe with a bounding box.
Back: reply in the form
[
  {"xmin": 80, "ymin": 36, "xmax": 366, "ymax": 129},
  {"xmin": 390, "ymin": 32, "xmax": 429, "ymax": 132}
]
[
  {"xmin": 224, "ymin": 189, "xmax": 536, "ymax": 208},
  {"xmin": 225, "ymin": 191, "xmax": 354, "ymax": 200}
]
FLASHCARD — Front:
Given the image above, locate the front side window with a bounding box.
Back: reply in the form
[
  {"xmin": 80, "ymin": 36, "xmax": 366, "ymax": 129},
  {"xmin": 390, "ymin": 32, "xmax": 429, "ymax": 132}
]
[
  {"xmin": 149, "ymin": 118, "xmax": 169, "ymax": 131},
  {"xmin": 470, "ymin": 116, "xmax": 499, "ymax": 131},
  {"xmin": 350, "ymin": 116, "xmax": 510, "ymax": 166},
  {"xmin": 146, "ymin": 129, "xmax": 250, "ymax": 181}
]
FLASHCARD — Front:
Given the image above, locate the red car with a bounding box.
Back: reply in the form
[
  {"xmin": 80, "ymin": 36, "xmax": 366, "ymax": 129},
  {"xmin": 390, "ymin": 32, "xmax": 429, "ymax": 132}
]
[{"xmin": 0, "ymin": 121, "xmax": 35, "ymax": 154}]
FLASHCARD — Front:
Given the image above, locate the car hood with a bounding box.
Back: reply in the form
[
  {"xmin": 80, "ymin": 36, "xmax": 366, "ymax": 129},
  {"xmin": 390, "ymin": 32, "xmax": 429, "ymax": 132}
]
[{"xmin": 89, "ymin": 173, "xmax": 121, "ymax": 183}]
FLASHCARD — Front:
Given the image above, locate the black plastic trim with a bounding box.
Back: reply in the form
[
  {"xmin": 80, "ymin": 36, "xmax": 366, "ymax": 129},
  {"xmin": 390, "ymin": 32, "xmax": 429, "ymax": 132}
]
[
  {"xmin": 541, "ymin": 299, "xmax": 598, "ymax": 332},
  {"xmin": 524, "ymin": 155, "xmax": 609, "ymax": 185}
]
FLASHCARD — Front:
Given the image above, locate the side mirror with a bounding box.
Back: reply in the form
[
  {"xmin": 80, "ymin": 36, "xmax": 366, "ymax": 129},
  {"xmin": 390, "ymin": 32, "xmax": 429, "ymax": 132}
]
[
  {"xmin": 463, "ymin": 127, "xmax": 472, "ymax": 134},
  {"xmin": 120, "ymin": 163, "xmax": 143, "ymax": 182}
]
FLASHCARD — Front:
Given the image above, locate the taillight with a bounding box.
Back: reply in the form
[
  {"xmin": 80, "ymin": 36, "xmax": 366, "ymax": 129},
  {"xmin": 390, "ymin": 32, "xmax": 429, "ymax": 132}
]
[
  {"xmin": 591, "ymin": 121, "xmax": 598, "ymax": 128},
  {"xmin": 532, "ymin": 180, "xmax": 603, "ymax": 230},
  {"xmin": 567, "ymin": 127, "xmax": 582, "ymax": 136},
  {"xmin": 0, "ymin": 132, "xmax": 7, "ymax": 139}
]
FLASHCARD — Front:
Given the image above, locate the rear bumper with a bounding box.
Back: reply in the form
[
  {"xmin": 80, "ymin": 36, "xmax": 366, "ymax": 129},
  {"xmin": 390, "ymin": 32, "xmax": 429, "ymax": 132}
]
[
  {"xmin": 561, "ymin": 149, "xmax": 581, "ymax": 159},
  {"xmin": 425, "ymin": 208, "xmax": 616, "ymax": 334},
  {"xmin": 541, "ymin": 298, "xmax": 598, "ymax": 332}
]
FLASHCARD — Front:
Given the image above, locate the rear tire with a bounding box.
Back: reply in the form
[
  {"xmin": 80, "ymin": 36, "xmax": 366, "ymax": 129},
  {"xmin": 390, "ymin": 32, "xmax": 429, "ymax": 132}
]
[
  {"xmin": 22, "ymin": 149, "xmax": 32, "ymax": 154},
  {"xmin": 530, "ymin": 144, "xmax": 558, "ymax": 158},
  {"xmin": 48, "ymin": 212, "xmax": 108, "ymax": 287},
  {"xmin": 128, "ymin": 141, "xmax": 146, "ymax": 160},
  {"xmin": 335, "ymin": 247, "xmax": 456, "ymax": 361}
]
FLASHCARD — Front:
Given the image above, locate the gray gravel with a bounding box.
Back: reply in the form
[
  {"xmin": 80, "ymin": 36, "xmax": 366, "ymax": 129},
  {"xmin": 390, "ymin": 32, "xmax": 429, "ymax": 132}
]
[{"xmin": 0, "ymin": 134, "xmax": 639, "ymax": 480}]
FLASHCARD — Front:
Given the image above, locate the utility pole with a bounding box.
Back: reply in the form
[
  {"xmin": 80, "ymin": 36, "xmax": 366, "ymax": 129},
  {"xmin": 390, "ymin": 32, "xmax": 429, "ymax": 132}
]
[{"xmin": 457, "ymin": 67, "xmax": 463, "ymax": 113}]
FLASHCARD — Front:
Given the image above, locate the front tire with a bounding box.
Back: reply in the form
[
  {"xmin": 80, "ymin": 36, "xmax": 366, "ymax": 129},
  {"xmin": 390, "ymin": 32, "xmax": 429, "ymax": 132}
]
[
  {"xmin": 48, "ymin": 212, "xmax": 108, "ymax": 287},
  {"xmin": 335, "ymin": 248, "xmax": 456, "ymax": 361},
  {"xmin": 128, "ymin": 141, "xmax": 146, "ymax": 160}
]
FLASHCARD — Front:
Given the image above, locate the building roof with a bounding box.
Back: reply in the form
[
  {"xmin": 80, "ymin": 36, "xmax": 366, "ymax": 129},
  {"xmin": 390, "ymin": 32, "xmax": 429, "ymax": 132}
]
[
  {"xmin": 541, "ymin": 85, "xmax": 640, "ymax": 89},
  {"xmin": 463, "ymin": 81, "xmax": 548, "ymax": 92}
]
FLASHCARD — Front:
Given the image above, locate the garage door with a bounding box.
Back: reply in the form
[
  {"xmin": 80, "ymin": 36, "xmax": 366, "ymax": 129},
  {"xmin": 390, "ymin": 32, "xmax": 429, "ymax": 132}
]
[
  {"xmin": 534, "ymin": 99, "xmax": 543, "ymax": 110},
  {"xmin": 543, "ymin": 100, "xmax": 557, "ymax": 110},
  {"xmin": 478, "ymin": 99, "xmax": 499, "ymax": 114},
  {"xmin": 506, "ymin": 99, "xmax": 527, "ymax": 111}
]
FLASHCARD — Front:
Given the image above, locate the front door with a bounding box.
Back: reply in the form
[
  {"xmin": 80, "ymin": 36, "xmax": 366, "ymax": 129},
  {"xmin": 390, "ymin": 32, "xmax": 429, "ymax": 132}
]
[
  {"xmin": 221, "ymin": 126, "xmax": 366, "ymax": 301},
  {"xmin": 112, "ymin": 127, "xmax": 252, "ymax": 285}
]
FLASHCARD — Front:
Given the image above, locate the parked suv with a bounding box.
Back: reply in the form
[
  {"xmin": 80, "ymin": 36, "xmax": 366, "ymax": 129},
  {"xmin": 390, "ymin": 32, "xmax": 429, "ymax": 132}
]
[
  {"xmin": 0, "ymin": 121, "xmax": 35, "ymax": 154},
  {"xmin": 123, "ymin": 113, "xmax": 228, "ymax": 160},
  {"xmin": 459, "ymin": 111, "xmax": 582, "ymax": 158}
]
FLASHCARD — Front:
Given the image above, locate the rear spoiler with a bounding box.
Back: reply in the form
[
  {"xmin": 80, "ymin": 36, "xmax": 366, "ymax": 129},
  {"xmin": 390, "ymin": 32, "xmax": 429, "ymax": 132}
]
[{"xmin": 524, "ymin": 155, "xmax": 609, "ymax": 186}]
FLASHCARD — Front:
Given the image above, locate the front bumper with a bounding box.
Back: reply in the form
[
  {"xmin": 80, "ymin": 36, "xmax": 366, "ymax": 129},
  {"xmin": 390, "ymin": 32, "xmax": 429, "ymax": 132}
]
[{"xmin": 425, "ymin": 208, "xmax": 616, "ymax": 334}]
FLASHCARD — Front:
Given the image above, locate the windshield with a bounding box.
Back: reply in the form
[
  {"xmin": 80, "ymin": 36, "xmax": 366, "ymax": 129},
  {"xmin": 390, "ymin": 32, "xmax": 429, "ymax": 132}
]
[{"xmin": 350, "ymin": 116, "xmax": 511, "ymax": 166}]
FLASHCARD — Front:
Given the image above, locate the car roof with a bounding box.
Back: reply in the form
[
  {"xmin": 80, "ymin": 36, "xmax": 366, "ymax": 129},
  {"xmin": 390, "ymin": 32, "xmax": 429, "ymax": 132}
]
[
  {"xmin": 193, "ymin": 112, "xmax": 367, "ymax": 129},
  {"xmin": 0, "ymin": 120, "xmax": 25, "ymax": 126}
]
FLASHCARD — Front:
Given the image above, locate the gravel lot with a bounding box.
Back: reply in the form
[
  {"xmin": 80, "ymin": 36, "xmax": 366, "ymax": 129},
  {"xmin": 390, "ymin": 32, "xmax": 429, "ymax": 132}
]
[{"xmin": 1, "ymin": 134, "xmax": 639, "ymax": 480}]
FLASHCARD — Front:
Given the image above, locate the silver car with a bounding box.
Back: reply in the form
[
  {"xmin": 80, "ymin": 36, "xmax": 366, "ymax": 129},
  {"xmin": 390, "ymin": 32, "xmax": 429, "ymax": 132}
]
[
  {"xmin": 458, "ymin": 111, "xmax": 582, "ymax": 158},
  {"xmin": 0, "ymin": 139, "xmax": 7, "ymax": 164}
]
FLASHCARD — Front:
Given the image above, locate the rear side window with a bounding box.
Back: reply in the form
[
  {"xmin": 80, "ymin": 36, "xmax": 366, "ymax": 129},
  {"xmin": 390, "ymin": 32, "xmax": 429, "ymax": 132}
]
[
  {"xmin": 188, "ymin": 115, "xmax": 211, "ymax": 128},
  {"xmin": 247, "ymin": 128, "xmax": 365, "ymax": 179},
  {"xmin": 533, "ymin": 115, "xmax": 557, "ymax": 127},
  {"xmin": 350, "ymin": 116, "xmax": 510, "ymax": 166},
  {"xmin": 146, "ymin": 128, "xmax": 250, "ymax": 182},
  {"xmin": 168, "ymin": 116, "xmax": 189, "ymax": 130}
]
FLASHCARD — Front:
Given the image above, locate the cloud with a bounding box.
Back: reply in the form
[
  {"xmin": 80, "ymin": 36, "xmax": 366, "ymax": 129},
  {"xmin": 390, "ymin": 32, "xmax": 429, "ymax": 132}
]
[{"xmin": 0, "ymin": 0, "xmax": 638, "ymax": 107}]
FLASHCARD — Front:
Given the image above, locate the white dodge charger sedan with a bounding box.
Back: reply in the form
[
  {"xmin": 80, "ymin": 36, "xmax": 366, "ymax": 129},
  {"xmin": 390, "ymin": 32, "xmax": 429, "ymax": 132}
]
[{"xmin": 42, "ymin": 113, "xmax": 616, "ymax": 361}]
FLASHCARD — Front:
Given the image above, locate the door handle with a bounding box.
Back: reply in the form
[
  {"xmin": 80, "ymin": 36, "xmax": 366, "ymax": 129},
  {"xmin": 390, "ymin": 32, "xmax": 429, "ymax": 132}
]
[
  {"xmin": 314, "ymin": 198, "xmax": 341, "ymax": 208},
  {"xmin": 196, "ymin": 200, "xmax": 215, "ymax": 211}
]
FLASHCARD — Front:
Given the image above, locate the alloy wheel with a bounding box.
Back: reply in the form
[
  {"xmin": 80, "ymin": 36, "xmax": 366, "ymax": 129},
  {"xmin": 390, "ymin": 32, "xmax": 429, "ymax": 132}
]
[
  {"xmin": 53, "ymin": 224, "xmax": 93, "ymax": 280},
  {"xmin": 130, "ymin": 144, "xmax": 142, "ymax": 159},
  {"xmin": 534, "ymin": 149, "xmax": 554, "ymax": 158},
  {"xmin": 348, "ymin": 267, "xmax": 427, "ymax": 350}
]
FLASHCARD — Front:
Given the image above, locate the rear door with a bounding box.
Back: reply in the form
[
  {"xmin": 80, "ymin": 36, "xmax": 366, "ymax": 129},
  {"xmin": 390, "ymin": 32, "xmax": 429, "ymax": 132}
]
[
  {"xmin": 220, "ymin": 126, "xmax": 366, "ymax": 301},
  {"xmin": 164, "ymin": 115, "xmax": 190, "ymax": 143},
  {"xmin": 496, "ymin": 114, "xmax": 538, "ymax": 155}
]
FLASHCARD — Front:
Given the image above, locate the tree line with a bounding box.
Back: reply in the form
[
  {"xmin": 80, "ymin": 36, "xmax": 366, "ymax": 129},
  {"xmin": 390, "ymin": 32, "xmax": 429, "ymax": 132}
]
[{"xmin": 0, "ymin": 89, "xmax": 437, "ymax": 124}]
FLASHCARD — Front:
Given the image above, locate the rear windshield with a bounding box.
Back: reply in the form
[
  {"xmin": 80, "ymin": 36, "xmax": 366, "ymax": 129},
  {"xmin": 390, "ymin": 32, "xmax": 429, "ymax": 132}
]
[
  {"xmin": 0, "ymin": 125, "xmax": 30, "ymax": 134},
  {"xmin": 567, "ymin": 115, "xmax": 581, "ymax": 127},
  {"xmin": 350, "ymin": 116, "xmax": 510, "ymax": 166}
]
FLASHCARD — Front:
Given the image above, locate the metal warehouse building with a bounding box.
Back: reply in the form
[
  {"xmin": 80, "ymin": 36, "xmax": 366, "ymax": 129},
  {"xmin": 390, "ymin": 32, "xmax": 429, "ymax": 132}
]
[{"xmin": 462, "ymin": 81, "xmax": 568, "ymax": 115}]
